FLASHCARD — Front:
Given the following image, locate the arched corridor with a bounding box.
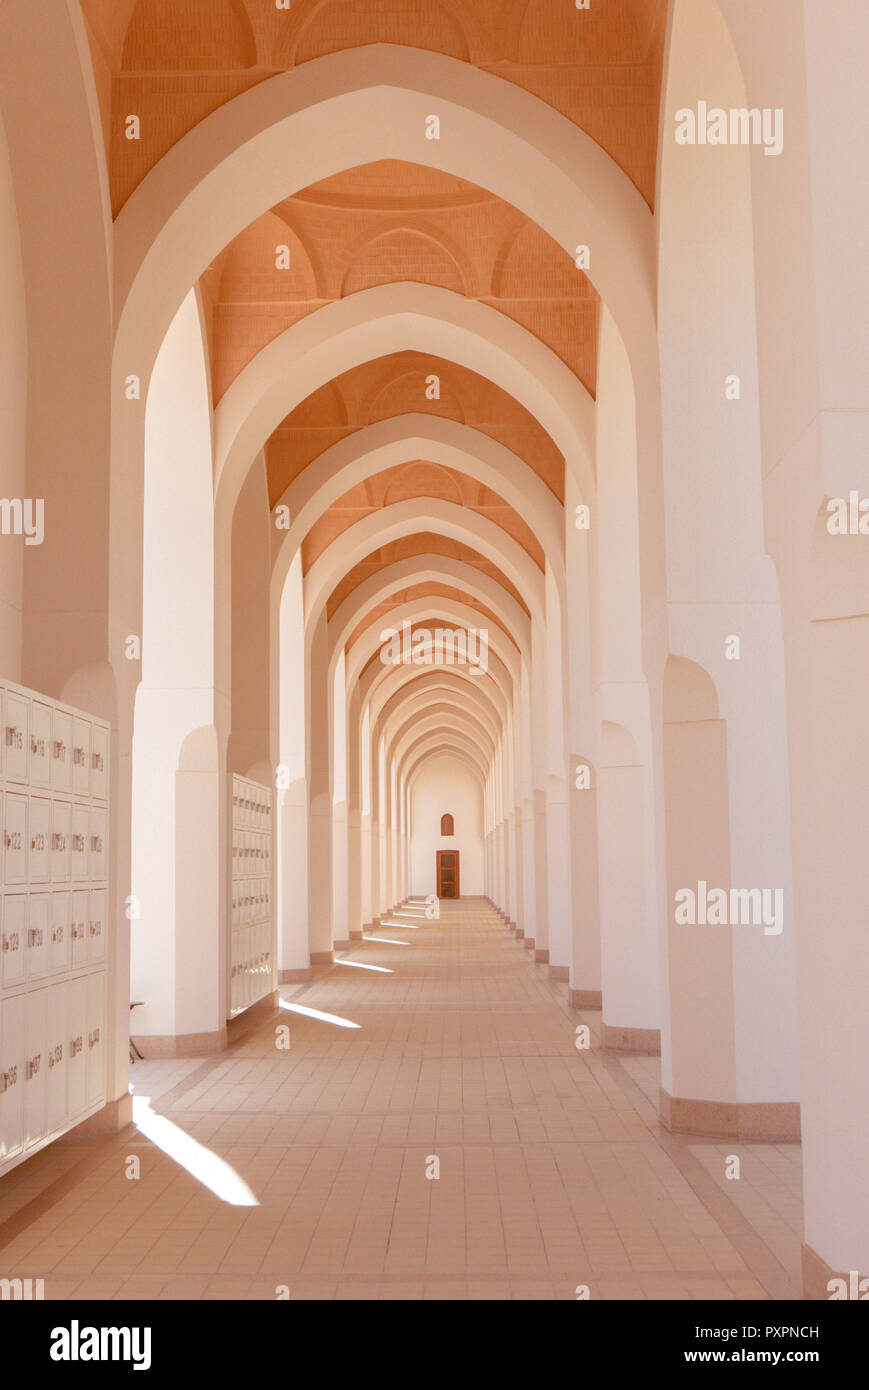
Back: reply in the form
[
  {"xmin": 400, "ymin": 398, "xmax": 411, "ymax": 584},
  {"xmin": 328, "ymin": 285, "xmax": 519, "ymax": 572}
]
[{"xmin": 0, "ymin": 0, "xmax": 867, "ymax": 1322}]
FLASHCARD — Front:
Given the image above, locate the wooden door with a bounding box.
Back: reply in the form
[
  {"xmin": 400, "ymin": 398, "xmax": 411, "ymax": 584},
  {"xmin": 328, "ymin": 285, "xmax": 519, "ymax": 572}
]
[{"xmin": 436, "ymin": 850, "xmax": 460, "ymax": 899}]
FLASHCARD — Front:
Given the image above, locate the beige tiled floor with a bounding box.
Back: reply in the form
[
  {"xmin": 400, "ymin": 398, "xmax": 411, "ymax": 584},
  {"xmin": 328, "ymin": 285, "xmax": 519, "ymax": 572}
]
[{"xmin": 0, "ymin": 900, "xmax": 803, "ymax": 1300}]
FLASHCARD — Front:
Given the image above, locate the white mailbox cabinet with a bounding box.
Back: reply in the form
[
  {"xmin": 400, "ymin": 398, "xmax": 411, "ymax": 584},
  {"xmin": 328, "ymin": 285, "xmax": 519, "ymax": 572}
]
[
  {"xmin": 0, "ymin": 677, "xmax": 110, "ymax": 1178},
  {"xmin": 228, "ymin": 773, "xmax": 274, "ymax": 1019}
]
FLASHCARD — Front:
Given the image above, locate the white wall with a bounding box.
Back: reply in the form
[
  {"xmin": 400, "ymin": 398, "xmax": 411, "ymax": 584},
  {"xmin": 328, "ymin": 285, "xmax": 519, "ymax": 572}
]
[
  {"xmin": 131, "ymin": 288, "xmax": 218, "ymax": 1040},
  {"xmin": 0, "ymin": 111, "xmax": 26, "ymax": 677},
  {"xmin": 410, "ymin": 755, "xmax": 484, "ymax": 897}
]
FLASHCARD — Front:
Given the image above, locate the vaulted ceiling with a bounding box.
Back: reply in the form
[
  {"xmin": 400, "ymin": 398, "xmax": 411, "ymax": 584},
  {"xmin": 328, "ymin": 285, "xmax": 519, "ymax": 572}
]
[
  {"xmin": 80, "ymin": 0, "xmax": 668, "ymax": 725},
  {"xmin": 81, "ymin": 0, "xmax": 668, "ymax": 213},
  {"xmin": 201, "ymin": 164, "xmax": 599, "ymax": 407}
]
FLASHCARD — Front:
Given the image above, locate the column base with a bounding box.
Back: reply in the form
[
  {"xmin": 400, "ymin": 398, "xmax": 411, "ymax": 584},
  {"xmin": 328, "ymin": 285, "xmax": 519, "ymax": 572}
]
[
  {"xmin": 567, "ymin": 985, "xmax": 600, "ymax": 1006},
  {"xmin": 801, "ymin": 1243, "xmax": 868, "ymax": 1300},
  {"xmin": 310, "ymin": 950, "xmax": 334, "ymax": 966},
  {"xmin": 601, "ymin": 1023, "xmax": 661, "ymax": 1054},
  {"xmin": 279, "ymin": 966, "xmax": 313, "ymax": 983},
  {"xmin": 131, "ymin": 1026, "xmax": 228, "ymax": 1058},
  {"xmin": 64, "ymin": 1093, "xmax": 134, "ymax": 1138},
  {"xmin": 228, "ymin": 991, "xmax": 281, "ymax": 1037},
  {"xmin": 659, "ymin": 1089, "xmax": 801, "ymax": 1140}
]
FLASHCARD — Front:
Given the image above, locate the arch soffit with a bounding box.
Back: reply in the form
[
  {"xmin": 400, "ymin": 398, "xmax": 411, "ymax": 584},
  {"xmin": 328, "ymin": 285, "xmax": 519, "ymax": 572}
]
[
  {"xmin": 363, "ymin": 644, "xmax": 512, "ymax": 726},
  {"xmin": 367, "ymin": 679, "xmax": 510, "ymax": 771},
  {"xmin": 392, "ymin": 722, "xmax": 494, "ymax": 789},
  {"xmin": 401, "ymin": 728, "xmax": 492, "ymax": 787},
  {"xmin": 406, "ymin": 745, "xmax": 488, "ymax": 798},
  {"xmin": 303, "ymin": 496, "xmax": 546, "ymax": 632},
  {"xmin": 383, "ymin": 690, "xmax": 502, "ymax": 759},
  {"xmin": 392, "ymin": 706, "xmax": 497, "ymax": 763},
  {"xmin": 346, "ymin": 614, "xmax": 517, "ymax": 708},
  {"xmin": 269, "ymin": 413, "xmax": 564, "ymax": 580},
  {"xmin": 368, "ymin": 668, "xmax": 507, "ymax": 738},
  {"xmin": 392, "ymin": 719, "xmax": 498, "ymax": 790},
  {"xmin": 326, "ymin": 557, "xmax": 532, "ymax": 666},
  {"xmin": 383, "ymin": 687, "xmax": 502, "ymax": 749},
  {"xmin": 374, "ymin": 726, "xmax": 492, "ymax": 816},
  {"xmin": 217, "ymin": 283, "xmax": 595, "ymax": 531},
  {"xmin": 367, "ymin": 676, "xmax": 510, "ymax": 770},
  {"xmin": 345, "ymin": 599, "xmax": 520, "ymax": 690},
  {"xmin": 114, "ymin": 45, "xmax": 656, "ymax": 375}
]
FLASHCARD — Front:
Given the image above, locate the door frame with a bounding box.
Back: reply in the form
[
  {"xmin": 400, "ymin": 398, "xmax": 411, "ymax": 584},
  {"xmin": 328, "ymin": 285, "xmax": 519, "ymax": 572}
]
[{"xmin": 436, "ymin": 849, "xmax": 460, "ymax": 899}]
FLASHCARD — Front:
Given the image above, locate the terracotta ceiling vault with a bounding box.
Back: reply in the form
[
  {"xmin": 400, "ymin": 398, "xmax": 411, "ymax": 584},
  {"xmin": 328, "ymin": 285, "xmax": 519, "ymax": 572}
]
[
  {"xmin": 301, "ymin": 459, "xmax": 545, "ymax": 575},
  {"xmin": 344, "ymin": 584, "xmax": 518, "ymax": 655},
  {"xmin": 80, "ymin": 0, "xmax": 669, "ymax": 749},
  {"xmin": 81, "ymin": 0, "xmax": 667, "ymax": 215},
  {"xmin": 325, "ymin": 534, "xmax": 529, "ymax": 623},
  {"xmin": 267, "ymin": 349, "xmax": 565, "ymax": 509},
  {"xmin": 200, "ymin": 163, "xmax": 599, "ymax": 404}
]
